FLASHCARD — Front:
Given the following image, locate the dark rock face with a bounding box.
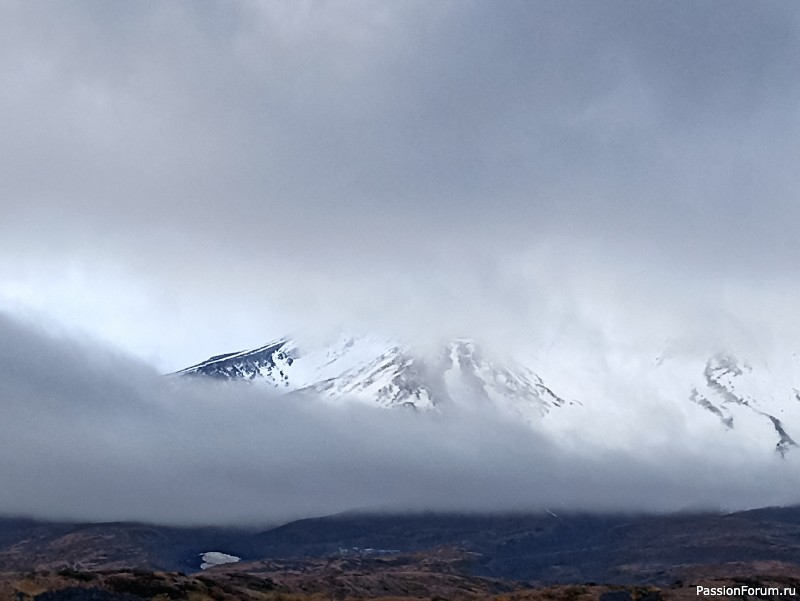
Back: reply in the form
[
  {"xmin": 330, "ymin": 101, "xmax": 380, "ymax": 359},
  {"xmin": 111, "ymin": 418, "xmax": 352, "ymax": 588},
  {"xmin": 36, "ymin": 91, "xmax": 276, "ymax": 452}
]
[
  {"xmin": 35, "ymin": 588, "xmax": 142, "ymax": 601},
  {"xmin": 176, "ymin": 339, "xmax": 294, "ymax": 383}
]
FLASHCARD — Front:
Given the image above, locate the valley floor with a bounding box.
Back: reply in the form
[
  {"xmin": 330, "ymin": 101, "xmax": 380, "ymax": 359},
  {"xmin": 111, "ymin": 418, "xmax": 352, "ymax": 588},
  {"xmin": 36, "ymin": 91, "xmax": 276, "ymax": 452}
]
[{"xmin": 3, "ymin": 562, "xmax": 800, "ymax": 601}]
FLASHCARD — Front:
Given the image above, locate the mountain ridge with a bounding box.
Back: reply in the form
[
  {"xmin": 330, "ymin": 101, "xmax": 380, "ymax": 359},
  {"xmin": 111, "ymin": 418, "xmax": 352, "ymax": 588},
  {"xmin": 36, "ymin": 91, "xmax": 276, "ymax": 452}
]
[
  {"xmin": 176, "ymin": 334, "xmax": 800, "ymax": 455},
  {"xmin": 175, "ymin": 335, "xmax": 567, "ymax": 420}
]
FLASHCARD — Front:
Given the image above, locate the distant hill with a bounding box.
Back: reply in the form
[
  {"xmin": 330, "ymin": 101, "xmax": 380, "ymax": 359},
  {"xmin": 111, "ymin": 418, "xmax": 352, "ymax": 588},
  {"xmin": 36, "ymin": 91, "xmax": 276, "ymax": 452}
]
[{"xmin": 2, "ymin": 506, "xmax": 800, "ymax": 585}]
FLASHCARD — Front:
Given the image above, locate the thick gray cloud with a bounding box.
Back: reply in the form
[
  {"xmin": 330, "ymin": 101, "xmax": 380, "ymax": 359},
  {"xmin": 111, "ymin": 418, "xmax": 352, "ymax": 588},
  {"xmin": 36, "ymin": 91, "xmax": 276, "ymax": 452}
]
[
  {"xmin": 1, "ymin": 312, "xmax": 799, "ymax": 525},
  {"xmin": 1, "ymin": 4, "xmax": 799, "ymax": 369}
]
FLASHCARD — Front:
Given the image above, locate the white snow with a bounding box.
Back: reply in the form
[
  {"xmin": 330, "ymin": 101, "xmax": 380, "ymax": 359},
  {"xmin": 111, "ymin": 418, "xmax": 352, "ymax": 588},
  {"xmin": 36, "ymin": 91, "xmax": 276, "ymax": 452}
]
[
  {"xmin": 200, "ymin": 551, "xmax": 241, "ymax": 570},
  {"xmin": 179, "ymin": 332, "xmax": 800, "ymax": 458}
]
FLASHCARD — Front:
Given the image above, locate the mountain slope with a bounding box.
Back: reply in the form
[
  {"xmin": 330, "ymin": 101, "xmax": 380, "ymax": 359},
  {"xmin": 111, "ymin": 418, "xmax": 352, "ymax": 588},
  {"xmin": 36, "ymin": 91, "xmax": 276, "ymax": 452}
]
[
  {"xmin": 177, "ymin": 335, "xmax": 800, "ymax": 455},
  {"xmin": 4, "ymin": 507, "xmax": 800, "ymax": 585},
  {"xmin": 687, "ymin": 353, "xmax": 800, "ymax": 456},
  {"xmin": 176, "ymin": 336, "xmax": 566, "ymax": 419}
]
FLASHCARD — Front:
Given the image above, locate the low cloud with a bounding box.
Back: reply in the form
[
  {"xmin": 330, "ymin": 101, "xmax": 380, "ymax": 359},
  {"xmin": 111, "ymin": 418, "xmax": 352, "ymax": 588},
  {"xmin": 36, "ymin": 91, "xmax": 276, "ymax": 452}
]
[{"xmin": 1, "ymin": 312, "xmax": 798, "ymax": 526}]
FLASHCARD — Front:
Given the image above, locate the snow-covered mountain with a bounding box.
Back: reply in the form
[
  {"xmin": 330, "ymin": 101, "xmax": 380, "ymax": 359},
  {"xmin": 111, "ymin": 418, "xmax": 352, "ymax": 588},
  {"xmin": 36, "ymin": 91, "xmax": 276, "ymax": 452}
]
[
  {"xmin": 176, "ymin": 335, "xmax": 800, "ymax": 456},
  {"xmin": 175, "ymin": 335, "xmax": 568, "ymax": 421},
  {"xmin": 687, "ymin": 353, "xmax": 800, "ymax": 456}
]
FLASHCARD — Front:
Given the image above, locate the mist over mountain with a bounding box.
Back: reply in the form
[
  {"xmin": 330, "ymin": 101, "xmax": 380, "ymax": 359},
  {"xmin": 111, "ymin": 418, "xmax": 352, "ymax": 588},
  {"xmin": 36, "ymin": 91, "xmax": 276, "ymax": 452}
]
[
  {"xmin": 175, "ymin": 332, "xmax": 800, "ymax": 458},
  {"xmin": 176, "ymin": 335, "xmax": 567, "ymax": 419},
  {"xmin": 1, "ymin": 312, "xmax": 799, "ymax": 526}
]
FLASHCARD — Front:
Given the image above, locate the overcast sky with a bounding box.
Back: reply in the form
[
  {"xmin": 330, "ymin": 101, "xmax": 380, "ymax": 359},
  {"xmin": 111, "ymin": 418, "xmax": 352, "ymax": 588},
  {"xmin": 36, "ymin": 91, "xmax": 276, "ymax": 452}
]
[
  {"xmin": 2, "ymin": 1, "xmax": 800, "ymax": 524},
  {"xmin": 2, "ymin": 1, "xmax": 800, "ymax": 370}
]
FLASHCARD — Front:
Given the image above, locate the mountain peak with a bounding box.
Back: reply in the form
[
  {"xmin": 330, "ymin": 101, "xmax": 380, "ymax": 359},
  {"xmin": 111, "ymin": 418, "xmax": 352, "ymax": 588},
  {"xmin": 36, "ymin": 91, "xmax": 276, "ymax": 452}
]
[{"xmin": 175, "ymin": 335, "xmax": 564, "ymax": 419}]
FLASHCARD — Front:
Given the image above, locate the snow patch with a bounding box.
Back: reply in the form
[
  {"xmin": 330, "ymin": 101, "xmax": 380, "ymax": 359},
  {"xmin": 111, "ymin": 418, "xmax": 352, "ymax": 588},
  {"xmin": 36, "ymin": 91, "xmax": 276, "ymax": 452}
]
[{"xmin": 200, "ymin": 551, "xmax": 241, "ymax": 570}]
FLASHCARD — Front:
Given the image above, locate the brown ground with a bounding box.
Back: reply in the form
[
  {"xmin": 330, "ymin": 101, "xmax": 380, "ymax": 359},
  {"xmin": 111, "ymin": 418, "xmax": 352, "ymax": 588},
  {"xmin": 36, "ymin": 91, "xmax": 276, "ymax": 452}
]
[{"xmin": 1, "ymin": 558, "xmax": 799, "ymax": 601}]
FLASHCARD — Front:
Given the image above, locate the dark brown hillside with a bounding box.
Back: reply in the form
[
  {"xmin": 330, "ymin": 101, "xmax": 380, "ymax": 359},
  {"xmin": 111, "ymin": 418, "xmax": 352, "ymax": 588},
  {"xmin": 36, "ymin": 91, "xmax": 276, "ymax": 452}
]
[{"xmin": 1, "ymin": 506, "xmax": 800, "ymax": 587}]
